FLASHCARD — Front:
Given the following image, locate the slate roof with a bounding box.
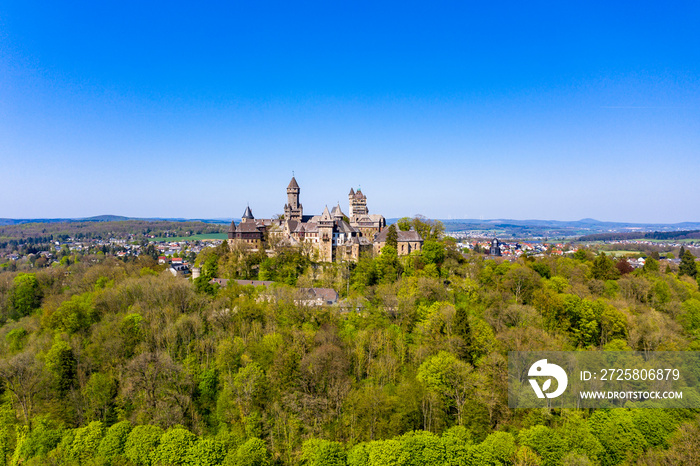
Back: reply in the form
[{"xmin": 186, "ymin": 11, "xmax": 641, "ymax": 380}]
[
  {"xmin": 331, "ymin": 203, "xmax": 345, "ymax": 218},
  {"xmin": 375, "ymin": 228, "xmax": 422, "ymax": 243},
  {"xmin": 237, "ymin": 221, "xmax": 263, "ymax": 233}
]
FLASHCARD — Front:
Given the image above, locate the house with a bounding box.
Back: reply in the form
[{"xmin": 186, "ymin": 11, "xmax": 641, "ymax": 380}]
[{"xmin": 373, "ymin": 228, "xmax": 423, "ymax": 256}]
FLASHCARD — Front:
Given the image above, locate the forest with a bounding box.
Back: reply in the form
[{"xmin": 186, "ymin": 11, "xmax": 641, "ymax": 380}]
[{"xmin": 0, "ymin": 218, "xmax": 699, "ymax": 465}]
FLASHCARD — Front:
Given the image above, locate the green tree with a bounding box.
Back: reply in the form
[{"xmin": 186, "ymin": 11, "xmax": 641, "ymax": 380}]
[
  {"xmin": 44, "ymin": 292, "xmax": 96, "ymax": 334},
  {"xmin": 5, "ymin": 328, "xmax": 28, "ymax": 352},
  {"xmin": 376, "ymin": 246, "xmax": 400, "ymax": 284},
  {"xmin": 365, "ymin": 439, "xmax": 408, "ymax": 466},
  {"xmin": 66, "ymin": 420, "xmax": 105, "ymax": 465},
  {"xmin": 14, "ymin": 416, "xmax": 64, "ymax": 463},
  {"xmin": 422, "ymin": 241, "xmax": 446, "ymax": 267},
  {"xmin": 45, "ymin": 339, "xmax": 77, "ymax": 394},
  {"xmin": 188, "ymin": 438, "xmax": 227, "ymax": 466},
  {"xmin": 631, "ymin": 409, "xmax": 677, "ymax": 449},
  {"xmin": 589, "ymin": 410, "xmax": 646, "ymax": 466},
  {"xmin": 399, "ymin": 430, "xmax": 445, "ymax": 466},
  {"xmin": 679, "ymin": 250, "xmax": 697, "ymax": 278},
  {"xmin": 301, "ymin": 438, "xmax": 347, "ymax": 466},
  {"xmin": 83, "ymin": 372, "xmax": 117, "ymax": 422},
  {"xmin": 226, "ymin": 437, "xmax": 270, "ymax": 466},
  {"xmin": 471, "ymin": 431, "xmax": 516, "ymax": 465},
  {"xmin": 518, "ymin": 425, "xmax": 565, "ymax": 466},
  {"xmin": 124, "ymin": 424, "xmax": 164, "ymax": 466},
  {"xmin": 8, "ymin": 274, "xmax": 41, "ymax": 320},
  {"xmin": 152, "ymin": 427, "xmax": 197, "ymax": 466},
  {"xmin": 396, "ymin": 218, "xmax": 411, "ymax": 232},
  {"xmin": 592, "ymin": 253, "xmax": 620, "ymax": 281},
  {"xmin": 453, "ymin": 306, "xmax": 472, "ymax": 362},
  {"xmin": 417, "ymin": 352, "xmax": 476, "ymax": 426},
  {"xmin": 643, "ymin": 257, "xmax": 659, "ymax": 274},
  {"xmin": 386, "ymin": 224, "xmax": 399, "ymax": 251},
  {"xmin": 96, "ymin": 420, "xmax": 132, "ymax": 461}
]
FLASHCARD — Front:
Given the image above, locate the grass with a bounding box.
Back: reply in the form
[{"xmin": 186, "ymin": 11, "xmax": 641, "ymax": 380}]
[
  {"xmin": 148, "ymin": 233, "xmax": 228, "ymax": 242},
  {"xmin": 598, "ymin": 250, "xmax": 641, "ymax": 255}
]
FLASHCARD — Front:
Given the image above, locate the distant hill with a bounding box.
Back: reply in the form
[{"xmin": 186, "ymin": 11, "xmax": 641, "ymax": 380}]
[
  {"xmin": 0, "ymin": 216, "xmax": 232, "ymax": 226},
  {"xmin": 578, "ymin": 230, "xmax": 700, "ymax": 242}
]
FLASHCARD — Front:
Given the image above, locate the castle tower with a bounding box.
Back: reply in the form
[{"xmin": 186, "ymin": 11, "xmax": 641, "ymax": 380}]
[
  {"xmin": 284, "ymin": 176, "xmax": 303, "ymax": 221},
  {"xmin": 241, "ymin": 205, "xmax": 254, "ymax": 222},
  {"xmin": 349, "ymin": 188, "xmax": 368, "ymax": 223},
  {"xmin": 317, "ymin": 205, "xmax": 334, "ymax": 262},
  {"xmin": 227, "ymin": 218, "xmax": 237, "ymax": 240}
]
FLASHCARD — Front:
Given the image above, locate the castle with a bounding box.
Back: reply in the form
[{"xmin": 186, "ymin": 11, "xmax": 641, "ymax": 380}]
[{"xmin": 228, "ymin": 177, "xmax": 392, "ymax": 262}]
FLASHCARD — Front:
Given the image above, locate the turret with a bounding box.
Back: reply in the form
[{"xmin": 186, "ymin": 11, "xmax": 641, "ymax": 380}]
[{"xmin": 284, "ymin": 176, "xmax": 303, "ymax": 221}]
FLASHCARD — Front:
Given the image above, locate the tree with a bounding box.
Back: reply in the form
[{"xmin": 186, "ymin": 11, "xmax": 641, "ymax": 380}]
[
  {"xmin": 301, "ymin": 438, "xmax": 347, "ymax": 466},
  {"xmin": 643, "ymin": 257, "xmax": 660, "ymax": 274},
  {"xmin": 592, "ymin": 253, "xmax": 620, "ymax": 281},
  {"xmin": 589, "ymin": 410, "xmax": 646, "ymax": 466},
  {"xmin": 227, "ymin": 437, "xmax": 270, "ymax": 466},
  {"xmin": 0, "ymin": 351, "xmax": 45, "ymax": 426},
  {"xmin": 8, "ymin": 274, "xmax": 41, "ymax": 320},
  {"xmin": 415, "ymin": 217, "xmax": 445, "ymax": 241},
  {"xmin": 472, "ymin": 431, "xmax": 516, "ymax": 465},
  {"xmin": 44, "ymin": 292, "xmax": 96, "ymax": 334},
  {"xmin": 417, "ymin": 352, "xmax": 476, "ymax": 426},
  {"xmin": 66, "ymin": 420, "xmax": 105, "ymax": 465},
  {"xmin": 152, "ymin": 427, "xmax": 197, "ymax": 466},
  {"xmin": 188, "ymin": 438, "xmax": 227, "ymax": 466},
  {"xmin": 45, "ymin": 339, "xmax": 77, "ymax": 394},
  {"xmin": 122, "ymin": 351, "xmax": 182, "ymax": 423},
  {"xmin": 422, "ymin": 241, "xmax": 446, "ymax": 268},
  {"xmin": 386, "ymin": 224, "xmax": 398, "ymax": 251},
  {"xmin": 124, "ymin": 424, "xmax": 164, "ymax": 466},
  {"xmin": 615, "ymin": 258, "xmax": 634, "ymax": 275},
  {"xmin": 518, "ymin": 425, "xmax": 565, "ymax": 466},
  {"xmin": 96, "ymin": 420, "xmax": 132, "ymax": 461},
  {"xmin": 400, "ymin": 430, "xmax": 446, "ymax": 466},
  {"xmin": 679, "ymin": 250, "xmax": 697, "ymax": 278},
  {"xmin": 397, "ymin": 218, "xmax": 412, "ymax": 232},
  {"xmin": 83, "ymin": 372, "xmax": 117, "ymax": 422},
  {"xmin": 453, "ymin": 306, "xmax": 472, "ymax": 362}
]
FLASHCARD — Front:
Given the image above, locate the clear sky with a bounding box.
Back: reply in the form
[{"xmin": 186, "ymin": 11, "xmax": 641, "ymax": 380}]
[{"xmin": 1, "ymin": 2, "xmax": 699, "ymax": 223}]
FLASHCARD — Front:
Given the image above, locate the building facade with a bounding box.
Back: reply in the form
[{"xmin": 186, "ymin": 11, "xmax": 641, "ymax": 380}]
[{"xmin": 373, "ymin": 228, "xmax": 423, "ymax": 256}]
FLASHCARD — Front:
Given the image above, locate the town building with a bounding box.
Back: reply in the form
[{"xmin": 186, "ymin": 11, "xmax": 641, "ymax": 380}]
[
  {"xmin": 490, "ymin": 238, "xmax": 502, "ymax": 256},
  {"xmin": 373, "ymin": 228, "xmax": 423, "ymax": 256}
]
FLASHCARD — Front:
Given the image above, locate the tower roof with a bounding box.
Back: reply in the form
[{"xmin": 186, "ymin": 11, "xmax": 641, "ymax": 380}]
[
  {"xmin": 320, "ymin": 205, "xmax": 333, "ymax": 221},
  {"xmin": 331, "ymin": 203, "xmax": 345, "ymax": 218},
  {"xmin": 287, "ymin": 177, "xmax": 299, "ymax": 189},
  {"xmin": 242, "ymin": 206, "xmax": 254, "ymax": 220},
  {"xmin": 349, "ymin": 187, "xmax": 355, "ymax": 196}
]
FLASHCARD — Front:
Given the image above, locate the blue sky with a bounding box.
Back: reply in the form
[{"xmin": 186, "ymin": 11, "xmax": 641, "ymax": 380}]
[{"xmin": 1, "ymin": 2, "xmax": 699, "ymax": 222}]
